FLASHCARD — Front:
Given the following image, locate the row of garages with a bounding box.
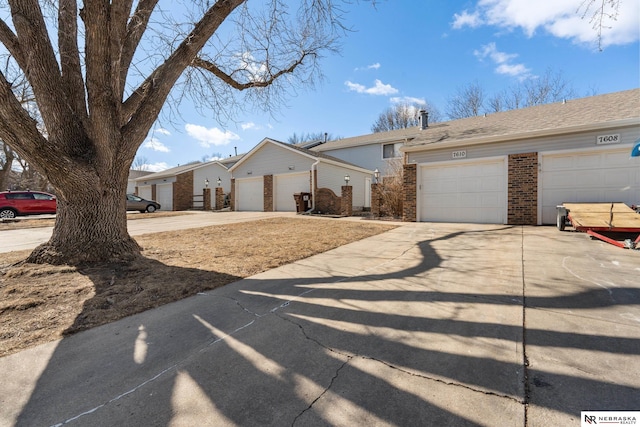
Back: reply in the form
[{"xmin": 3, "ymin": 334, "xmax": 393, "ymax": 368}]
[
  {"xmin": 415, "ymin": 145, "xmax": 638, "ymax": 224},
  {"xmin": 134, "ymin": 89, "xmax": 639, "ymax": 225}
]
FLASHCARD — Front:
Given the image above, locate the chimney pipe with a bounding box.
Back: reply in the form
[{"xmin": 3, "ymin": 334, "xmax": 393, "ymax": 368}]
[{"xmin": 419, "ymin": 109, "xmax": 429, "ymax": 130}]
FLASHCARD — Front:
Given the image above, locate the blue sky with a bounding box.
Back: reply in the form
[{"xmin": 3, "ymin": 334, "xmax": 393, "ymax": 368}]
[{"xmin": 137, "ymin": 0, "xmax": 640, "ymax": 171}]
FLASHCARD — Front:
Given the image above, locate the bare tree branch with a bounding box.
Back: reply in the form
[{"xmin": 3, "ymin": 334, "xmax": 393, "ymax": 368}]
[{"xmin": 59, "ymin": 0, "xmax": 87, "ymax": 123}]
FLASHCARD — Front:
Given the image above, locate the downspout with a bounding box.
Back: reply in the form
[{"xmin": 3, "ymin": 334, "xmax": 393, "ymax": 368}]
[{"xmin": 307, "ymin": 159, "xmax": 320, "ymax": 213}]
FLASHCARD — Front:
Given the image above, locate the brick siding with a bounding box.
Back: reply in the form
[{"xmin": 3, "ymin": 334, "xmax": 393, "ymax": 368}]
[
  {"xmin": 215, "ymin": 187, "xmax": 224, "ymax": 210},
  {"xmin": 230, "ymin": 178, "xmax": 235, "ymax": 211},
  {"xmin": 315, "ymin": 188, "xmax": 341, "ymax": 215},
  {"xmin": 508, "ymin": 152, "xmax": 538, "ymax": 225},
  {"xmin": 173, "ymin": 171, "xmax": 194, "ymax": 211},
  {"xmin": 203, "ymin": 188, "xmax": 212, "ymax": 210},
  {"xmin": 341, "ymin": 185, "xmax": 353, "ymax": 216},
  {"xmin": 263, "ymin": 175, "xmax": 273, "ymax": 212},
  {"xmin": 402, "ymin": 164, "xmax": 417, "ymax": 222}
]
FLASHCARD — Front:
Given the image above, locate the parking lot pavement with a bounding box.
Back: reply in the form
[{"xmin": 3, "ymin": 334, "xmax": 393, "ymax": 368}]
[
  {"xmin": 0, "ymin": 223, "xmax": 638, "ymax": 426},
  {"xmin": 0, "ymin": 211, "xmax": 295, "ymax": 253}
]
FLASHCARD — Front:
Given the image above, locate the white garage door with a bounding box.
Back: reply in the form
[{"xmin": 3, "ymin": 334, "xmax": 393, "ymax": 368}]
[
  {"xmin": 420, "ymin": 158, "xmax": 507, "ymax": 224},
  {"xmin": 156, "ymin": 183, "xmax": 173, "ymax": 211},
  {"xmin": 137, "ymin": 185, "xmax": 152, "ymax": 201},
  {"xmin": 236, "ymin": 177, "xmax": 263, "ymax": 211},
  {"xmin": 540, "ymin": 147, "xmax": 640, "ymax": 224},
  {"xmin": 274, "ymin": 173, "xmax": 309, "ymax": 212}
]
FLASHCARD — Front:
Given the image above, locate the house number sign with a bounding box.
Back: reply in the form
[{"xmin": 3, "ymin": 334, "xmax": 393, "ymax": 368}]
[
  {"xmin": 452, "ymin": 150, "xmax": 467, "ymax": 159},
  {"xmin": 596, "ymin": 134, "xmax": 620, "ymax": 145}
]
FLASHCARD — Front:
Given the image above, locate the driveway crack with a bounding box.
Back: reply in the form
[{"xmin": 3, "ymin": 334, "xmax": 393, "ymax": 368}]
[{"xmin": 279, "ymin": 312, "xmax": 524, "ymax": 421}]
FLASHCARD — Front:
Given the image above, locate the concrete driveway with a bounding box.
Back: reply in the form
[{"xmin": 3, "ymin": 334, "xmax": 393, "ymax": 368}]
[{"xmin": 0, "ymin": 221, "xmax": 638, "ymax": 426}]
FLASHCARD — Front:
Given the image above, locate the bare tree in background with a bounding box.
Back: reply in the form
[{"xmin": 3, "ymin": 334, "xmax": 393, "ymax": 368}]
[
  {"xmin": 486, "ymin": 69, "xmax": 578, "ymax": 113},
  {"xmin": 132, "ymin": 156, "xmax": 150, "ymax": 171},
  {"xmin": 578, "ymin": 0, "xmax": 622, "ymax": 51},
  {"xmin": 0, "ymin": 141, "xmax": 15, "ymax": 190},
  {"xmin": 0, "ymin": 0, "xmax": 359, "ymax": 264},
  {"xmin": 287, "ymin": 132, "xmax": 337, "ymax": 144},
  {"xmin": 371, "ymin": 101, "xmax": 442, "ymax": 133},
  {"xmin": 445, "ymin": 81, "xmax": 485, "ymax": 120}
]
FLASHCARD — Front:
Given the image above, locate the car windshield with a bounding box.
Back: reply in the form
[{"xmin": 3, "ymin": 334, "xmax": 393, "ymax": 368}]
[{"xmin": 127, "ymin": 195, "xmax": 143, "ymax": 201}]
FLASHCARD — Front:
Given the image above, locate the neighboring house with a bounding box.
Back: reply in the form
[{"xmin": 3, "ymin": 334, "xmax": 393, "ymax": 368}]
[
  {"xmin": 134, "ymin": 160, "xmax": 232, "ymax": 210},
  {"xmin": 399, "ymin": 88, "xmax": 640, "ymax": 225},
  {"xmin": 127, "ymin": 170, "xmax": 153, "ymax": 194},
  {"xmin": 311, "ymin": 123, "xmax": 425, "ymax": 175},
  {"xmin": 229, "ymin": 138, "xmax": 373, "ymax": 212}
]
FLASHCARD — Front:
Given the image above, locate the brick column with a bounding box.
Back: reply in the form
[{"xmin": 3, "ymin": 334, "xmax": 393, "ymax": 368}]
[
  {"xmin": 215, "ymin": 187, "xmax": 224, "ymax": 210},
  {"xmin": 341, "ymin": 185, "xmax": 353, "ymax": 216},
  {"xmin": 508, "ymin": 152, "xmax": 538, "ymax": 225},
  {"xmin": 371, "ymin": 183, "xmax": 381, "ymax": 217},
  {"xmin": 151, "ymin": 184, "xmax": 157, "ymax": 202},
  {"xmin": 263, "ymin": 175, "xmax": 273, "ymax": 212},
  {"xmin": 203, "ymin": 187, "xmax": 211, "ymax": 210},
  {"xmin": 230, "ymin": 178, "xmax": 236, "ymax": 211},
  {"xmin": 402, "ymin": 164, "xmax": 417, "ymax": 222},
  {"xmin": 174, "ymin": 171, "xmax": 194, "ymax": 211}
]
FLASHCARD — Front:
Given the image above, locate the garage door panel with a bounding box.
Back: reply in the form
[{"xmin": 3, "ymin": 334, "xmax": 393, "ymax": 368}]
[
  {"xmin": 157, "ymin": 184, "xmax": 172, "ymax": 211},
  {"xmin": 541, "ymin": 148, "xmax": 640, "ymax": 224},
  {"xmin": 420, "ymin": 158, "xmax": 506, "ymax": 224},
  {"xmin": 274, "ymin": 173, "xmax": 309, "ymax": 212},
  {"xmin": 237, "ymin": 178, "xmax": 263, "ymax": 211}
]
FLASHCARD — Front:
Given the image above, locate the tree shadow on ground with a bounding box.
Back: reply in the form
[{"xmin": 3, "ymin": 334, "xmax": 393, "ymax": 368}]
[{"xmin": 9, "ymin": 226, "xmax": 640, "ymax": 426}]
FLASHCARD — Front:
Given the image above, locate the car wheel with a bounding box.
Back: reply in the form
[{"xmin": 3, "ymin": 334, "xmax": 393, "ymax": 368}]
[
  {"xmin": 0, "ymin": 208, "xmax": 17, "ymax": 219},
  {"xmin": 146, "ymin": 205, "xmax": 157, "ymax": 213}
]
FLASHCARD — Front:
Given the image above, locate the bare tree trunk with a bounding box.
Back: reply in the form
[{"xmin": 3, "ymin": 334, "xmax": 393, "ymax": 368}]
[{"xmin": 26, "ymin": 181, "xmax": 140, "ymax": 265}]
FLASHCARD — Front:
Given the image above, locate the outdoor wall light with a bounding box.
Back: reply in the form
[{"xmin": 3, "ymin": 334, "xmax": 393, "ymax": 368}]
[
  {"xmin": 288, "ymin": 165, "xmax": 295, "ymax": 170},
  {"xmin": 217, "ymin": 177, "xmax": 222, "ymax": 187},
  {"xmin": 374, "ymin": 169, "xmax": 380, "ymax": 183},
  {"xmin": 247, "ymin": 171, "xmax": 252, "ymax": 175},
  {"xmin": 344, "ymin": 174, "xmax": 350, "ymax": 185},
  {"xmin": 205, "ymin": 178, "xmax": 209, "ymax": 188}
]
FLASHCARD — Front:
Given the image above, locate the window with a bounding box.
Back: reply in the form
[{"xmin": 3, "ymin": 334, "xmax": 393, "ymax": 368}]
[{"xmin": 382, "ymin": 142, "xmax": 402, "ymax": 159}]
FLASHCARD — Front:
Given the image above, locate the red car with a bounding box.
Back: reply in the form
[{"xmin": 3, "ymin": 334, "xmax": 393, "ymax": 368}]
[{"xmin": 0, "ymin": 190, "xmax": 57, "ymax": 219}]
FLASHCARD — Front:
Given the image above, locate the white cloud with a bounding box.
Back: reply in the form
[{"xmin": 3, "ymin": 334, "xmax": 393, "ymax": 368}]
[
  {"xmin": 452, "ymin": 10, "xmax": 483, "ymax": 29},
  {"xmin": 185, "ymin": 124, "xmax": 240, "ymax": 148},
  {"xmin": 452, "ymin": 0, "xmax": 639, "ymax": 48},
  {"xmin": 390, "ymin": 96, "xmax": 426, "ymax": 105},
  {"xmin": 354, "ymin": 62, "xmax": 381, "ymax": 71},
  {"xmin": 345, "ymin": 79, "xmax": 398, "ymax": 96},
  {"xmin": 143, "ymin": 137, "xmax": 170, "ymax": 152},
  {"xmin": 241, "ymin": 122, "xmax": 257, "ymax": 131},
  {"xmin": 473, "ymin": 42, "xmax": 531, "ymax": 79},
  {"xmin": 155, "ymin": 128, "xmax": 171, "ymax": 136},
  {"xmin": 145, "ymin": 162, "xmax": 169, "ymax": 172},
  {"xmin": 496, "ymin": 63, "xmax": 531, "ymax": 77}
]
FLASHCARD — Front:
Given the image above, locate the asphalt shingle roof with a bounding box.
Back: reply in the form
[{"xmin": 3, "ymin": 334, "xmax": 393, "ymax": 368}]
[{"xmin": 312, "ymin": 88, "xmax": 639, "ymax": 152}]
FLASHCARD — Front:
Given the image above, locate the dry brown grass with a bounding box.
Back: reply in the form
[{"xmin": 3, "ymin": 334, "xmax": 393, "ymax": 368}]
[{"xmin": 0, "ymin": 217, "xmax": 396, "ymax": 357}]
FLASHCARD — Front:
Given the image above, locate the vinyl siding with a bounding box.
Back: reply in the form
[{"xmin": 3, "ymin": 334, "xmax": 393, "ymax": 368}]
[
  {"xmin": 193, "ymin": 164, "xmax": 232, "ymax": 193},
  {"xmin": 320, "ymin": 144, "xmax": 391, "ymax": 173},
  {"xmin": 232, "ymin": 143, "xmax": 315, "ymax": 177},
  {"xmin": 407, "ymin": 125, "xmax": 639, "ymax": 165},
  {"xmin": 317, "ymin": 162, "xmax": 371, "ymax": 208}
]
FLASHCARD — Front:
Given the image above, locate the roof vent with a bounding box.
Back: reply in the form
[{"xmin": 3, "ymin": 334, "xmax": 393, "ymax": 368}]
[{"xmin": 419, "ymin": 109, "xmax": 429, "ymax": 130}]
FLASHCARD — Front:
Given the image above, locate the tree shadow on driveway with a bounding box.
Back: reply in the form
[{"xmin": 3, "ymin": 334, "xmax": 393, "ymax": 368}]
[{"xmin": 8, "ymin": 225, "xmax": 640, "ymax": 426}]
